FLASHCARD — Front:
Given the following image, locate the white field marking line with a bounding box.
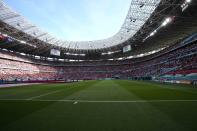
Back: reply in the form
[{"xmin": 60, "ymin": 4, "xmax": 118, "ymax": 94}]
[
  {"xmin": 0, "ymin": 83, "xmax": 43, "ymax": 88},
  {"xmin": 27, "ymin": 90, "xmax": 62, "ymax": 100},
  {"xmin": 0, "ymin": 99, "xmax": 197, "ymax": 103}
]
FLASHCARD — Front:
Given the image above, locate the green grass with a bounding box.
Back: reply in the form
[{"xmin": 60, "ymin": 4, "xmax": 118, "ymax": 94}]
[{"xmin": 0, "ymin": 80, "xmax": 197, "ymax": 131}]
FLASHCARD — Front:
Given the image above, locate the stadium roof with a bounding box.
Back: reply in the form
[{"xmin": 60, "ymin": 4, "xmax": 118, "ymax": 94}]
[{"xmin": 0, "ymin": 0, "xmax": 161, "ymax": 50}]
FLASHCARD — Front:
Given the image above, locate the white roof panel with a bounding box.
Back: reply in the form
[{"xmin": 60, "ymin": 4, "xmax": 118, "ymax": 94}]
[{"xmin": 0, "ymin": 0, "xmax": 161, "ymax": 50}]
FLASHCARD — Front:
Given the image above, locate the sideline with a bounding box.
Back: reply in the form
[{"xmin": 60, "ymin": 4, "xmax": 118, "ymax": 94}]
[{"xmin": 0, "ymin": 83, "xmax": 43, "ymax": 88}]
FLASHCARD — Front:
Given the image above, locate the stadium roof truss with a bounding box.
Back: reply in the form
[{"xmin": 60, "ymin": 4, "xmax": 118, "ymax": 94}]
[{"xmin": 0, "ymin": 0, "xmax": 161, "ymax": 51}]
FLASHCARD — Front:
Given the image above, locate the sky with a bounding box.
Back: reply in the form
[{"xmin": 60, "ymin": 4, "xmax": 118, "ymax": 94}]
[{"xmin": 4, "ymin": 0, "xmax": 131, "ymax": 41}]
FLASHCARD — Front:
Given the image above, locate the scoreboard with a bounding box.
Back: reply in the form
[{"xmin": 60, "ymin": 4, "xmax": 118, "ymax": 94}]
[{"xmin": 123, "ymin": 45, "xmax": 131, "ymax": 53}]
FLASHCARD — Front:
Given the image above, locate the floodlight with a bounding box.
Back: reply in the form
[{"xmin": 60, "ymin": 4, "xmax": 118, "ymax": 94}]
[
  {"xmin": 150, "ymin": 32, "xmax": 154, "ymax": 36},
  {"xmin": 20, "ymin": 40, "xmax": 26, "ymax": 44},
  {"xmin": 150, "ymin": 30, "xmax": 157, "ymax": 37},
  {"xmin": 165, "ymin": 18, "xmax": 171, "ymax": 23},
  {"xmin": 162, "ymin": 17, "xmax": 172, "ymax": 27},
  {"xmin": 186, "ymin": 0, "xmax": 191, "ymax": 3}
]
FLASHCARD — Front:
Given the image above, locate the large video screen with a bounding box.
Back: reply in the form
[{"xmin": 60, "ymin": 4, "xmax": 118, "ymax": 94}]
[
  {"xmin": 50, "ymin": 49, "xmax": 60, "ymax": 56},
  {"xmin": 123, "ymin": 45, "xmax": 131, "ymax": 53}
]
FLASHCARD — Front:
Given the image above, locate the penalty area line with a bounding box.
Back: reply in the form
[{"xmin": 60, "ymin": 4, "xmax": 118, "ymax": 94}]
[{"xmin": 0, "ymin": 99, "xmax": 197, "ymax": 103}]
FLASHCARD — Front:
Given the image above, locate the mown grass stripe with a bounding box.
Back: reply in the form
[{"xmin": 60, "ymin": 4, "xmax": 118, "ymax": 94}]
[{"xmin": 0, "ymin": 99, "xmax": 197, "ymax": 103}]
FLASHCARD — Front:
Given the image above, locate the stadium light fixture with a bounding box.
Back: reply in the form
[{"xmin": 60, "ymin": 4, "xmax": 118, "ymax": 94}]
[
  {"xmin": 150, "ymin": 32, "xmax": 154, "ymax": 36},
  {"xmin": 143, "ymin": 16, "xmax": 174, "ymax": 42},
  {"xmin": 150, "ymin": 30, "xmax": 157, "ymax": 37},
  {"xmin": 186, "ymin": 0, "xmax": 191, "ymax": 3},
  {"xmin": 162, "ymin": 17, "xmax": 172, "ymax": 27},
  {"xmin": 118, "ymin": 57, "xmax": 124, "ymax": 60},
  {"xmin": 65, "ymin": 52, "xmax": 85, "ymax": 56},
  {"xmin": 20, "ymin": 53, "xmax": 26, "ymax": 56},
  {"xmin": 20, "ymin": 40, "xmax": 26, "ymax": 44},
  {"xmin": 181, "ymin": 0, "xmax": 192, "ymax": 11},
  {"xmin": 108, "ymin": 59, "xmax": 114, "ymax": 61},
  {"xmin": 107, "ymin": 52, "xmax": 113, "ymax": 55},
  {"xmin": 102, "ymin": 50, "xmax": 121, "ymax": 55}
]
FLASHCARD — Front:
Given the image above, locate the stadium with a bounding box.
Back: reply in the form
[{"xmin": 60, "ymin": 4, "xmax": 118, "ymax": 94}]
[{"xmin": 0, "ymin": 0, "xmax": 197, "ymax": 130}]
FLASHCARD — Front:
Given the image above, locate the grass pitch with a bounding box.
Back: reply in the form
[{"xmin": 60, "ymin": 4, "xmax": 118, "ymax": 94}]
[{"xmin": 0, "ymin": 80, "xmax": 197, "ymax": 131}]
